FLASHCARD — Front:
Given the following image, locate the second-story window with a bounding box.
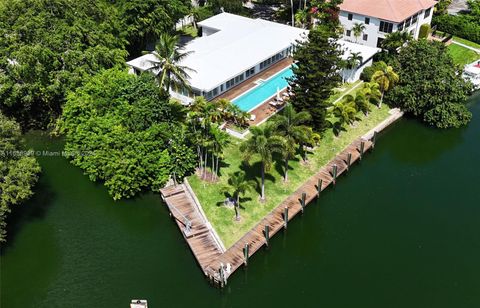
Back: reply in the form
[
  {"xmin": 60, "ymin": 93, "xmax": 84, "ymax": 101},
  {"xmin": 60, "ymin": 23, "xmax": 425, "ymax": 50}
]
[
  {"xmin": 424, "ymin": 8, "xmax": 432, "ymax": 18},
  {"xmin": 405, "ymin": 17, "xmax": 412, "ymax": 27},
  {"xmin": 348, "ymin": 13, "xmax": 353, "ymax": 20},
  {"xmin": 379, "ymin": 21, "xmax": 393, "ymax": 33},
  {"xmin": 365, "ymin": 17, "xmax": 370, "ymax": 24},
  {"xmin": 397, "ymin": 22, "xmax": 404, "ymax": 31},
  {"xmin": 346, "ymin": 29, "xmax": 351, "ymax": 36},
  {"xmin": 363, "ymin": 34, "xmax": 368, "ymax": 41},
  {"xmin": 412, "ymin": 13, "xmax": 418, "ymax": 23}
]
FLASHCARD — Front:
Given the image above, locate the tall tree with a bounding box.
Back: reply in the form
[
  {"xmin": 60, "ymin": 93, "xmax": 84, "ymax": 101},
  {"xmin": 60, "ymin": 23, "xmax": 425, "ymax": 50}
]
[
  {"xmin": 344, "ymin": 52, "xmax": 363, "ymax": 82},
  {"xmin": 381, "ymin": 31, "xmax": 413, "ymax": 54},
  {"xmin": 385, "ymin": 40, "xmax": 472, "ymax": 128},
  {"xmin": 0, "ymin": 0, "xmax": 128, "ymax": 129},
  {"xmin": 371, "ymin": 62, "xmax": 399, "ymax": 107},
  {"xmin": 0, "ymin": 113, "xmax": 41, "ymax": 242},
  {"xmin": 148, "ymin": 34, "xmax": 195, "ymax": 93},
  {"xmin": 289, "ymin": 25, "xmax": 343, "ymax": 131},
  {"xmin": 352, "ymin": 23, "xmax": 366, "ymax": 43},
  {"xmin": 116, "ymin": 0, "xmax": 191, "ymax": 55},
  {"xmin": 225, "ymin": 171, "xmax": 255, "ymax": 221},
  {"xmin": 272, "ymin": 103, "xmax": 311, "ymax": 181},
  {"xmin": 239, "ymin": 123, "xmax": 285, "ymax": 201}
]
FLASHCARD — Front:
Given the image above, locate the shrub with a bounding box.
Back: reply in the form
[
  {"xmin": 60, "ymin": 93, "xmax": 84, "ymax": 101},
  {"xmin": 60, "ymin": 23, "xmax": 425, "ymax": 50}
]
[
  {"xmin": 433, "ymin": 14, "xmax": 480, "ymax": 44},
  {"xmin": 360, "ymin": 61, "xmax": 387, "ymax": 82},
  {"xmin": 419, "ymin": 24, "xmax": 431, "ymax": 39}
]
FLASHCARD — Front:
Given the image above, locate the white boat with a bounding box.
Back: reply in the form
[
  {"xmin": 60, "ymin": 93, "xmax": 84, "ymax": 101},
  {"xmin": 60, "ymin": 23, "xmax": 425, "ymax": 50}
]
[
  {"xmin": 463, "ymin": 61, "xmax": 480, "ymax": 90},
  {"xmin": 130, "ymin": 299, "xmax": 148, "ymax": 308}
]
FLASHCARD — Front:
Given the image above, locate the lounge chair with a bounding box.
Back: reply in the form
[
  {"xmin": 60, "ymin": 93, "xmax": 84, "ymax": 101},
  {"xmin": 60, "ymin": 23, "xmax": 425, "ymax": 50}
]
[
  {"xmin": 250, "ymin": 114, "xmax": 256, "ymax": 121},
  {"xmin": 269, "ymin": 101, "xmax": 278, "ymax": 107}
]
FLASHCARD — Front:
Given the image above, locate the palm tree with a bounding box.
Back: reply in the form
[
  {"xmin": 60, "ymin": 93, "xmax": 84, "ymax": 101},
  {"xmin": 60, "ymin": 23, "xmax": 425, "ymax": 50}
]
[
  {"xmin": 361, "ymin": 82, "xmax": 382, "ymax": 107},
  {"xmin": 353, "ymin": 93, "xmax": 371, "ymax": 115},
  {"xmin": 371, "ymin": 63, "xmax": 399, "ymax": 107},
  {"xmin": 272, "ymin": 103, "xmax": 311, "ymax": 181},
  {"xmin": 345, "ymin": 52, "xmax": 363, "ymax": 83},
  {"xmin": 352, "ymin": 23, "xmax": 366, "ymax": 43},
  {"xmin": 148, "ymin": 34, "xmax": 195, "ymax": 93},
  {"xmin": 225, "ymin": 171, "xmax": 256, "ymax": 221},
  {"xmin": 382, "ymin": 31, "xmax": 413, "ymax": 54},
  {"xmin": 326, "ymin": 100, "xmax": 357, "ymax": 135},
  {"xmin": 240, "ymin": 123, "xmax": 285, "ymax": 201},
  {"xmin": 210, "ymin": 126, "xmax": 230, "ymax": 181}
]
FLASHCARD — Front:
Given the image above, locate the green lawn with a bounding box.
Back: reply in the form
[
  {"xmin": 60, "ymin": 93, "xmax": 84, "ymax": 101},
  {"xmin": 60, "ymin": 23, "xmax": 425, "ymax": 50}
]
[
  {"xmin": 188, "ymin": 102, "xmax": 392, "ymax": 248},
  {"xmin": 452, "ymin": 36, "xmax": 480, "ymax": 50},
  {"xmin": 447, "ymin": 43, "xmax": 480, "ymax": 66},
  {"xmin": 328, "ymin": 80, "xmax": 363, "ymax": 104}
]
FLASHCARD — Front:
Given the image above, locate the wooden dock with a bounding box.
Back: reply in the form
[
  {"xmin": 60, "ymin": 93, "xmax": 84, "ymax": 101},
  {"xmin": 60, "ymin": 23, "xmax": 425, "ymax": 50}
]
[
  {"xmin": 160, "ymin": 108, "xmax": 403, "ymax": 287},
  {"xmin": 160, "ymin": 184, "xmax": 224, "ymax": 273},
  {"xmin": 161, "ymin": 137, "xmax": 372, "ymax": 285}
]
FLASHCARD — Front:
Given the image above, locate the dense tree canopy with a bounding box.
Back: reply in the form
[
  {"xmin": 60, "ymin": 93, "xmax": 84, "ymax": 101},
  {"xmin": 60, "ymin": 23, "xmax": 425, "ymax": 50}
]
[
  {"xmin": 0, "ymin": 113, "xmax": 41, "ymax": 242},
  {"xmin": 59, "ymin": 69, "xmax": 196, "ymax": 200},
  {"xmin": 289, "ymin": 25, "xmax": 343, "ymax": 131},
  {"xmin": 115, "ymin": 0, "xmax": 191, "ymax": 55},
  {"xmin": 0, "ymin": 0, "xmax": 130, "ymax": 129},
  {"xmin": 385, "ymin": 40, "xmax": 473, "ymax": 128}
]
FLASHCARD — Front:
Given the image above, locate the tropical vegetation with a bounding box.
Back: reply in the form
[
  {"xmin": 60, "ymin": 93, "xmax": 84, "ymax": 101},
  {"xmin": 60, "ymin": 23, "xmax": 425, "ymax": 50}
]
[
  {"xmin": 385, "ymin": 40, "xmax": 473, "ymax": 128},
  {"xmin": 0, "ymin": 113, "xmax": 41, "ymax": 242}
]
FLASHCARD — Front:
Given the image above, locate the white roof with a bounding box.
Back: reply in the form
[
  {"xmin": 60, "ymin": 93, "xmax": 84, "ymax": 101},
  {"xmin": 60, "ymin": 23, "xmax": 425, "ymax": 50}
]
[
  {"xmin": 126, "ymin": 13, "xmax": 379, "ymax": 91},
  {"xmin": 128, "ymin": 13, "xmax": 307, "ymax": 91},
  {"xmin": 338, "ymin": 40, "xmax": 380, "ymax": 63}
]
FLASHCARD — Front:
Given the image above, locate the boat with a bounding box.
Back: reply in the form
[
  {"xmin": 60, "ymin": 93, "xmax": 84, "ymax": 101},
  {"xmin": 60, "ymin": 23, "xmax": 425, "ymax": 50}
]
[{"xmin": 130, "ymin": 299, "xmax": 148, "ymax": 308}]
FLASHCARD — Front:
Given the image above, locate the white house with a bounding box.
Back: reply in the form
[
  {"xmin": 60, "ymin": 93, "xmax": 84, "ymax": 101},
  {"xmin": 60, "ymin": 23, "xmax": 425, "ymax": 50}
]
[
  {"xmin": 127, "ymin": 13, "xmax": 307, "ymax": 103},
  {"xmin": 339, "ymin": 0, "xmax": 437, "ymax": 48},
  {"xmin": 127, "ymin": 13, "xmax": 380, "ymax": 104}
]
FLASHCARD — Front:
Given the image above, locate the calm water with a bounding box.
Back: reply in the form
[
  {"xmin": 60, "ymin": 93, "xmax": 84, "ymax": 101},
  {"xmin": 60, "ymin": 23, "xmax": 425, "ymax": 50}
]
[
  {"xmin": 232, "ymin": 67, "xmax": 293, "ymax": 112},
  {"xmin": 1, "ymin": 92, "xmax": 479, "ymax": 307}
]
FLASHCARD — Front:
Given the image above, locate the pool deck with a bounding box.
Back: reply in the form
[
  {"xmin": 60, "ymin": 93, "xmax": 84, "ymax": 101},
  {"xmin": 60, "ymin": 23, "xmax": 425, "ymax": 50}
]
[{"xmin": 217, "ymin": 57, "xmax": 293, "ymax": 126}]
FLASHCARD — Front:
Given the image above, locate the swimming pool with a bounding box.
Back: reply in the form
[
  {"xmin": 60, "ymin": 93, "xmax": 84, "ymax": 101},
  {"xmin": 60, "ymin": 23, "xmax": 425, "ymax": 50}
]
[{"xmin": 232, "ymin": 67, "xmax": 294, "ymax": 112}]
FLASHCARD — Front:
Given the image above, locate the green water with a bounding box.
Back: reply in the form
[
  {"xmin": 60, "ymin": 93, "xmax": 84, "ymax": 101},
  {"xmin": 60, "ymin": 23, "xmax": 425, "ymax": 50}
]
[{"xmin": 2, "ymin": 92, "xmax": 480, "ymax": 307}]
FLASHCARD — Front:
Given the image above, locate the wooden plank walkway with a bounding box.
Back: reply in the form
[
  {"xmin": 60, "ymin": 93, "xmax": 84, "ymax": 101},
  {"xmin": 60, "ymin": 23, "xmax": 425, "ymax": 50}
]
[
  {"xmin": 161, "ymin": 108, "xmax": 403, "ymax": 287},
  {"xmin": 160, "ymin": 184, "xmax": 223, "ymax": 274},
  {"xmin": 203, "ymin": 137, "xmax": 373, "ymax": 285}
]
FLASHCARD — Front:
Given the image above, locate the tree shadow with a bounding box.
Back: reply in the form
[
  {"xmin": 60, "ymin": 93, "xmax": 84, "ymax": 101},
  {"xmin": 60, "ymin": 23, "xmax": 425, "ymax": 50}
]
[
  {"xmin": 2, "ymin": 178, "xmax": 56, "ymax": 252},
  {"xmin": 239, "ymin": 161, "xmax": 276, "ymax": 196}
]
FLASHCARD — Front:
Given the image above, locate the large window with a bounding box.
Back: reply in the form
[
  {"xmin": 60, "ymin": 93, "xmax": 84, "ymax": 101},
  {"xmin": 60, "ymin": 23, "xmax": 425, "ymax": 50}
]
[
  {"xmin": 379, "ymin": 21, "xmax": 393, "ymax": 33},
  {"xmin": 412, "ymin": 13, "xmax": 418, "ymax": 24},
  {"xmin": 424, "ymin": 8, "xmax": 431, "ymax": 18},
  {"xmin": 245, "ymin": 67, "xmax": 255, "ymax": 78},
  {"xmin": 365, "ymin": 17, "xmax": 370, "ymax": 25},
  {"xmin": 259, "ymin": 51, "xmax": 284, "ymax": 70},
  {"xmin": 348, "ymin": 13, "xmax": 353, "ymax": 20},
  {"xmin": 397, "ymin": 22, "xmax": 404, "ymax": 31},
  {"xmin": 405, "ymin": 17, "xmax": 412, "ymax": 27}
]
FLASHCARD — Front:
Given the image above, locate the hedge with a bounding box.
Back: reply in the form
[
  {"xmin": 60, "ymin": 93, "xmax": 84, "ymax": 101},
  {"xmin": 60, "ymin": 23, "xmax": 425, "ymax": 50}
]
[{"xmin": 433, "ymin": 15, "xmax": 480, "ymax": 44}]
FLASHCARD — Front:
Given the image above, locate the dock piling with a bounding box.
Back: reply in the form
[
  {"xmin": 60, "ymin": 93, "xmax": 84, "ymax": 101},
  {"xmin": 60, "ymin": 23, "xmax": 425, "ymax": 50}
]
[
  {"xmin": 317, "ymin": 178, "xmax": 323, "ymax": 197},
  {"xmin": 372, "ymin": 131, "xmax": 377, "ymax": 148},
  {"xmin": 346, "ymin": 153, "xmax": 352, "ymax": 171},
  {"xmin": 264, "ymin": 225, "xmax": 270, "ymax": 246},
  {"xmin": 332, "ymin": 164, "xmax": 338, "ymax": 185},
  {"xmin": 300, "ymin": 192, "xmax": 306, "ymax": 213},
  {"xmin": 244, "ymin": 243, "xmax": 249, "ymax": 266},
  {"xmin": 359, "ymin": 141, "xmax": 365, "ymax": 160},
  {"xmin": 283, "ymin": 207, "xmax": 288, "ymax": 229}
]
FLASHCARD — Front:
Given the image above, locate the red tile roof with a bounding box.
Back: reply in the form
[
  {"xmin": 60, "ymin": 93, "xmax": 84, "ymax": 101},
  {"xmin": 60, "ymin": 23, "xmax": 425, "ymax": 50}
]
[{"xmin": 340, "ymin": 0, "xmax": 437, "ymax": 22}]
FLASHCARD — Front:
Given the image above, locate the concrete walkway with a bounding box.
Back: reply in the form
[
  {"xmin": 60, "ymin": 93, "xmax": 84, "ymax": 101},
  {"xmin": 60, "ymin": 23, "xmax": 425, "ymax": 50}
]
[{"xmin": 452, "ymin": 40, "xmax": 480, "ymax": 53}]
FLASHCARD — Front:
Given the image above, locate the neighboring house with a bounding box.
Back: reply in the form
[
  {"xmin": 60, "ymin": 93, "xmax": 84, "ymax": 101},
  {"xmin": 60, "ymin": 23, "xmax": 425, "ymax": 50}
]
[
  {"xmin": 339, "ymin": 0, "xmax": 437, "ymax": 48},
  {"xmin": 127, "ymin": 13, "xmax": 306, "ymax": 104},
  {"xmin": 338, "ymin": 41, "xmax": 380, "ymax": 83}
]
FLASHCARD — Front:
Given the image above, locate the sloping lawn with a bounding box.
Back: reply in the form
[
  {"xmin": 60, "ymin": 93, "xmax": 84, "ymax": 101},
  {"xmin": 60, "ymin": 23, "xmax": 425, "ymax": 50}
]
[
  {"xmin": 188, "ymin": 103, "xmax": 392, "ymax": 248},
  {"xmin": 448, "ymin": 43, "xmax": 480, "ymax": 66}
]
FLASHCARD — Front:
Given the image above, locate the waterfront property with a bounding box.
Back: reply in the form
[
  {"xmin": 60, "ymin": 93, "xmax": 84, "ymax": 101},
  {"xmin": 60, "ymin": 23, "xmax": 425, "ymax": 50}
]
[
  {"xmin": 127, "ymin": 12, "xmax": 380, "ymax": 110},
  {"xmin": 339, "ymin": 0, "xmax": 436, "ymax": 47},
  {"xmin": 127, "ymin": 12, "xmax": 306, "ymax": 104}
]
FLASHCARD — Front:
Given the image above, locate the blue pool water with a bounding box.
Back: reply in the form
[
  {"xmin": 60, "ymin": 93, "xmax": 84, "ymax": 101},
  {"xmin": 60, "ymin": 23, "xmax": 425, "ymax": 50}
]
[{"xmin": 232, "ymin": 67, "xmax": 294, "ymax": 111}]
